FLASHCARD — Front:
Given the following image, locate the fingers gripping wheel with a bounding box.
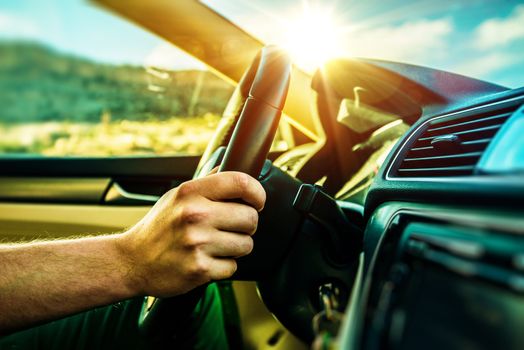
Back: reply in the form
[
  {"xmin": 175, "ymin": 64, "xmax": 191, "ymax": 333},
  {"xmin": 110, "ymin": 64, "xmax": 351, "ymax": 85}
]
[{"xmin": 138, "ymin": 46, "xmax": 292, "ymax": 340}]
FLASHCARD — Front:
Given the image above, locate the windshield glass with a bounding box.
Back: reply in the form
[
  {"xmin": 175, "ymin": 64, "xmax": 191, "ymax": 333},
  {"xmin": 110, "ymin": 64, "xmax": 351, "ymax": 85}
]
[
  {"xmin": 204, "ymin": 0, "xmax": 524, "ymax": 88},
  {"xmin": 0, "ymin": 0, "xmax": 234, "ymax": 156}
]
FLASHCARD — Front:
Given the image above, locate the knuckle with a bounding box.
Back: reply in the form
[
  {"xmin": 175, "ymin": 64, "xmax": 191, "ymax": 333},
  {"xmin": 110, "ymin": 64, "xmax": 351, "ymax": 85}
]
[
  {"xmin": 247, "ymin": 209, "xmax": 259, "ymax": 234},
  {"xmin": 180, "ymin": 204, "xmax": 206, "ymax": 225},
  {"xmin": 233, "ymin": 172, "xmax": 250, "ymax": 194},
  {"xmin": 242, "ymin": 236, "xmax": 254, "ymax": 255},
  {"xmin": 177, "ymin": 181, "xmax": 195, "ymax": 199},
  {"xmin": 181, "ymin": 229, "xmax": 206, "ymax": 249},
  {"xmin": 226, "ymin": 260, "xmax": 238, "ymax": 277},
  {"xmin": 233, "ymin": 236, "xmax": 254, "ymax": 257},
  {"xmin": 259, "ymin": 186, "xmax": 267, "ymax": 209},
  {"xmin": 189, "ymin": 256, "xmax": 210, "ymax": 279}
]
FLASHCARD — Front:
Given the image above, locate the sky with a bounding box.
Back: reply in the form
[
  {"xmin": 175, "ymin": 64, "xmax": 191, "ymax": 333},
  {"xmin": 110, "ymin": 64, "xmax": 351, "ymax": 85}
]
[
  {"xmin": 0, "ymin": 0, "xmax": 205, "ymax": 70},
  {"xmin": 204, "ymin": 0, "xmax": 524, "ymax": 88},
  {"xmin": 0, "ymin": 0, "xmax": 523, "ymax": 87}
]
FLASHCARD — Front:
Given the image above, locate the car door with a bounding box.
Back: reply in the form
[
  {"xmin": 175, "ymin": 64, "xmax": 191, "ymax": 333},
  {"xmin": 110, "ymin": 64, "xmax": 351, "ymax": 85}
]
[{"xmin": 0, "ymin": 155, "xmax": 201, "ymax": 241}]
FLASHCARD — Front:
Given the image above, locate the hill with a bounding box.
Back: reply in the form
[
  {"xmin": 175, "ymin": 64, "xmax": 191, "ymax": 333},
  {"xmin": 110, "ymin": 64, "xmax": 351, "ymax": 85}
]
[{"xmin": 0, "ymin": 41, "xmax": 234, "ymax": 123}]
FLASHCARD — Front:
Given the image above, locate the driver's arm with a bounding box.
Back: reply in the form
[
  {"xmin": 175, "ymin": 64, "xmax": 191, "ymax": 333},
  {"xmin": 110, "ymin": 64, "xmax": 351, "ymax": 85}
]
[{"xmin": 0, "ymin": 172, "xmax": 265, "ymax": 334}]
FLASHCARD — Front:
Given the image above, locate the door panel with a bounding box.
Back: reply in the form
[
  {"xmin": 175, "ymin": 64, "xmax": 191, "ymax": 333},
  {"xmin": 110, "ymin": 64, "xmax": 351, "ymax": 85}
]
[
  {"xmin": 0, "ymin": 155, "xmax": 197, "ymax": 240},
  {"xmin": 0, "ymin": 203, "xmax": 149, "ymax": 241},
  {"xmin": 0, "ymin": 178, "xmax": 111, "ymax": 203},
  {"xmin": 0, "ymin": 155, "xmax": 199, "ymax": 204}
]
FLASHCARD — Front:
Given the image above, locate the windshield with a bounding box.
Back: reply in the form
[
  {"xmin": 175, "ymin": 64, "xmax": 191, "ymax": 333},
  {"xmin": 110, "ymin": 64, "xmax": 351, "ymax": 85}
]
[
  {"xmin": 204, "ymin": 0, "xmax": 524, "ymax": 88},
  {"xmin": 0, "ymin": 0, "xmax": 234, "ymax": 156}
]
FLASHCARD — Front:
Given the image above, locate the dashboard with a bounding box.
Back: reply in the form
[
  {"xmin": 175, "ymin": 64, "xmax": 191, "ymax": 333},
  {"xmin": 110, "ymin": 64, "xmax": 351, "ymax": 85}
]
[
  {"xmin": 349, "ymin": 88, "xmax": 524, "ymax": 350},
  {"xmin": 280, "ymin": 59, "xmax": 524, "ymax": 349}
]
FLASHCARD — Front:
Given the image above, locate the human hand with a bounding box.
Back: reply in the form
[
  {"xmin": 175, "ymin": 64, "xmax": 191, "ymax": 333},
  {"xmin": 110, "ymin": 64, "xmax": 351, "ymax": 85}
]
[{"xmin": 117, "ymin": 172, "xmax": 266, "ymax": 297}]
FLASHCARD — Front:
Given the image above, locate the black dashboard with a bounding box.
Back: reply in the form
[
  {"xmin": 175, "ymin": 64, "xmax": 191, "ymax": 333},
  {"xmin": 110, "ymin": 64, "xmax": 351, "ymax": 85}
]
[{"xmin": 297, "ymin": 60, "xmax": 524, "ymax": 349}]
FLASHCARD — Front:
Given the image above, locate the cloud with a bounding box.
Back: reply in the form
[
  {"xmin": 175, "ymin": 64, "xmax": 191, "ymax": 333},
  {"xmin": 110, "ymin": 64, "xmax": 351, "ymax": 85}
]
[
  {"xmin": 454, "ymin": 52, "xmax": 520, "ymax": 80},
  {"xmin": 0, "ymin": 12, "xmax": 39, "ymax": 39},
  {"xmin": 474, "ymin": 4, "xmax": 524, "ymax": 50},
  {"xmin": 205, "ymin": 2, "xmax": 455, "ymax": 68},
  {"xmin": 342, "ymin": 18, "xmax": 453, "ymax": 63},
  {"xmin": 234, "ymin": 14, "xmax": 454, "ymax": 68}
]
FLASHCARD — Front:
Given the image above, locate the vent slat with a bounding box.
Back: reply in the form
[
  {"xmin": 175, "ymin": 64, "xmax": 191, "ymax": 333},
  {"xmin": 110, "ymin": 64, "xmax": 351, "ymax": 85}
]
[
  {"xmin": 400, "ymin": 152, "xmax": 482, "ymax": 169},
  {"xmin": 398, "ymin": 165, "xmax": 476, "ymax": 172},
  {"xmin": 413, "ymin": 126, "xmax": 500, "ymax": 149},
  {"xmin": 403, "ymin": 152, "xmax": 483, "ymax": 162},
  {"xmin": 418, "ymin": 124, "xmax": 501, "ymax": 141},
  {"xmin": 398, "ymin": 165, "xmax": 476, "ymax": 177},
  {"xmin": 426, "ymin": 113, "xmax": 511, "ymax": 133},
  {"xmin": 461, "ymin": 138, "xmax": 492, "ymax": 146},
  {"xmin": 426, "ymin": 107, "xmax": 515, "ymax": 129},
  {"xmin": 393, "ymin": 104, "xmax": 517, "ymax": 178},
  {"xmin": 410, "ymin": 146, "xmax": 433, "ymax": 152},
  {"xmin": 408, "ymin": 139, "xmax": 491, "ymax": 159}
]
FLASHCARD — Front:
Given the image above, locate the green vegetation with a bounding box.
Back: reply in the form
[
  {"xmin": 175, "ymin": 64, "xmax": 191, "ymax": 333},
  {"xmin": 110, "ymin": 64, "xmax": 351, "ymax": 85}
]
[
  {"xmin": 0, "ymin": 114, "xmax": 221, "ymax": 156},
  {"xmin": 0, "ymin": 41, "xmax": 234, "ymax": 156}
]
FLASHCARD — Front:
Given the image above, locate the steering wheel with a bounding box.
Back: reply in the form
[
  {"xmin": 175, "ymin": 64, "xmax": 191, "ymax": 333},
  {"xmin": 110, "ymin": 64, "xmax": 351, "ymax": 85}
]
[{"xmin": 138, "ymin": 45, "xmax": 292, "ymax": 341}]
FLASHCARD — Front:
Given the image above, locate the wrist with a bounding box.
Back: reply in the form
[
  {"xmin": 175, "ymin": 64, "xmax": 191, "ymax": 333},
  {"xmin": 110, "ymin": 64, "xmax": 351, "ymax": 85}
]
[{"xmin": 112, "ymin": 230, "xmax": 147, "ymax": 298}]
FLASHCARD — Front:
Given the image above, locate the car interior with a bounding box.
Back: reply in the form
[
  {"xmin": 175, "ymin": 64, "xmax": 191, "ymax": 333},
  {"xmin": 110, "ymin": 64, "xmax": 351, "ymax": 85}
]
[{"xmin": 0, "ymin": 0, "xmax": 523, "ymax": 349}]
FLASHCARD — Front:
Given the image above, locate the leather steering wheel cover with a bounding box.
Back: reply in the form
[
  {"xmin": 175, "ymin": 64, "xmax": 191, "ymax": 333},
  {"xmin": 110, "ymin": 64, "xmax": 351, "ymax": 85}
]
[
  {"xmin": 195, "ymin": 46, "xmax": 291, "ymax": 177},
  {"xmin": 195, "ymin": 48, "xmax": 264, "ymax": 177},
  {"xmin": 246, "ymin": 46, "xmax": 291, "ymax": 110},
  {"xmin": 218, "ymin": 46, "xmax": 291, "ymax": 177}
]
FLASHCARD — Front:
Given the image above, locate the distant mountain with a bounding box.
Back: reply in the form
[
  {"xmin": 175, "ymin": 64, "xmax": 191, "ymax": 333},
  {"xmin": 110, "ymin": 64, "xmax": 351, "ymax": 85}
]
[{"xmin": 0, "ymin": 41, "xmax": 234, "ymax": 123}]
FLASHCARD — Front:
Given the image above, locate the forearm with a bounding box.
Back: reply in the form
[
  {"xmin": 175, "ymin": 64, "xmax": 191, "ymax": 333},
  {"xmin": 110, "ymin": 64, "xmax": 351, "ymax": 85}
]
[
  {"xmin": 0, "ymin": 233, "xmax": 138, "ymax": 333},
  {"xmin": 0, "ymin": 172, "xmax": 265, "ymax": 335}
]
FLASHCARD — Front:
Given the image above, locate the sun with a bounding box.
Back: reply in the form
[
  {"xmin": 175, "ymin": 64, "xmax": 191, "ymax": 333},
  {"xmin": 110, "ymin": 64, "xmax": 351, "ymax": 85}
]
[{"xmin": 282, "ymin": 6, "xmax": 342, "ymax": 72}]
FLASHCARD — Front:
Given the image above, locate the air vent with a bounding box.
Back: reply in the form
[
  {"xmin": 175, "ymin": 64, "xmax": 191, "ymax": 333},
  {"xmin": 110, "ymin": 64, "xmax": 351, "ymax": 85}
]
[{"xmin": 395, "ymin": 105, "xmax": 517, "ymax": 177}]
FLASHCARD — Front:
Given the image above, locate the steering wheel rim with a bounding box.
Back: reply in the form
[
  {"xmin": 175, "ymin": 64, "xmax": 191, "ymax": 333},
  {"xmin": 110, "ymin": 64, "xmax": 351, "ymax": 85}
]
[
  {"xmin": 138, "ymin": 46, "xmax": 292, "ymax": 339},
  {"xmin": 195, "ymin": 46, "xmax": 291, "ymax": 177}
]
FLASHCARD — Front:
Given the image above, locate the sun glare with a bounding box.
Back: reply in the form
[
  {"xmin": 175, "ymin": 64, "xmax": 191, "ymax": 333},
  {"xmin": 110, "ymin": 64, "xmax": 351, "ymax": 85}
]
[{"xmin": 283, "ymin": 6, "xmax": 342, "ymax": 72}]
